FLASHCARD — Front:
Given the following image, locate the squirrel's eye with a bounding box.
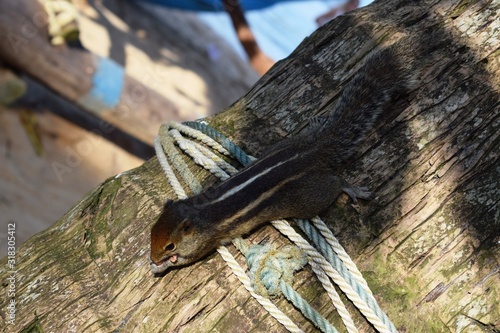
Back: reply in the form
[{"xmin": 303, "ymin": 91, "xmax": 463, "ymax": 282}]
[{"xmin": 165, "ymin": 243, "xmax": 175, "ymax": 252}]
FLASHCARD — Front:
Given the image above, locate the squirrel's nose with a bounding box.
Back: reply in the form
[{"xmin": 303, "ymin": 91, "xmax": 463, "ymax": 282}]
[{"xmin": 149, "ymin": 253, "xmax": 161, "ymax": 266}]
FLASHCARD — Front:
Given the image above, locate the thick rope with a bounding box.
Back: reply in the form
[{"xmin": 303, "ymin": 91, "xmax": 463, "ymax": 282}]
[
  {"xmin": 183, "ymin": 121, "xmax": 255, "ymax": 166},
  {"xmin": 280, "ymin": 281, "xmax": 338, "ymax": 333},
  {"xmin": 271, "ymin": 220, "xmax": 394, "ymax": 333},
  {"xmin": 157, "ymin": 125, "xmax": 201, "ymax": 194},
  {"xmin": 169, "ymin": 122, "xmax": 231, "ymax": 156},
  {"xmin": 245, "ymin": 244, "xmax": 340, "ymax": 333},
  {"xmin": 215, "ymin": 246, "xmax": 304, "ymax": 333},
  {"xmin": 168, "ymin": 128, "xmax": 231, "ymax": 180},
  {"xmin": 293, "ymin": 218, "xmax": 396, "ymax": 332},
  {"xmin": 154, "ymin": 136, "xmax": 189, "ymax": 199},
  {"xmin": 309, "ymin": 217, "xmax": 373, "ymax": 296}
]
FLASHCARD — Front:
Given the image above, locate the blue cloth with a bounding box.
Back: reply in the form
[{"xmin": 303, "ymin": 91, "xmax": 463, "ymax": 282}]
[
  {"xmin": 79, "ymin": 56, "xmax": 124, "ymax": 113},
  {"xmin": 133, "ymin": 0, "xmax": 309, "ymax": 12}
]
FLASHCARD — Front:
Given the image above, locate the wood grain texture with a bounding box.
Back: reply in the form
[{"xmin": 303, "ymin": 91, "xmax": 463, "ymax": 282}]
[{"xmin": 1, "ymin": 0, "xmax": 498, "ymax": 332}]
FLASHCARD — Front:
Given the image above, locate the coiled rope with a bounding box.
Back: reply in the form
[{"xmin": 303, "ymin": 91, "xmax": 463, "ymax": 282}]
[{"xmin": 155, "ymin": 121, "xmax": 397, "ymax": 333}]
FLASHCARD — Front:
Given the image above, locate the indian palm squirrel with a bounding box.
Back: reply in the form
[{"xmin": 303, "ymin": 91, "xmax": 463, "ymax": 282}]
[{"xmin": 150, "ymin": 41, "xmax": 418, "ymax": 274}]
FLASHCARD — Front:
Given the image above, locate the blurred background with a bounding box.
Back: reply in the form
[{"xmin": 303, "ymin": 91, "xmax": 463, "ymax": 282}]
[{"xmin": 0, "ymin": 0, "xmax": 372, "ymax": 257}]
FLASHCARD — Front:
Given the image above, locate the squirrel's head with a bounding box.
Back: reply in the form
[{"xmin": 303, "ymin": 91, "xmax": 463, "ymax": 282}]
[{"xmin": 149, "ymin": 199, "xmax": 215, "ymax": 274}]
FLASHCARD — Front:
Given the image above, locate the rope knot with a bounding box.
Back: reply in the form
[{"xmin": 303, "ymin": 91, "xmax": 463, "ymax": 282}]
[{"xmin": 246, "ymin": 244, "xmax": 308, "ymax": 298}]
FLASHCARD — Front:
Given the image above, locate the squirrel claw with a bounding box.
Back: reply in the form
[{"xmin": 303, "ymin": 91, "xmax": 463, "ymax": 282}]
[{"xmin": 342, "ymin": 185, "xmax": 374, "ymax": 204}]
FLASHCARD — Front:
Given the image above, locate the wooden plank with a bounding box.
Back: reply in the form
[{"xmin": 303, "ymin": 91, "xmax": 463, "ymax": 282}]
[{"xmin": 0, "ymin": 0, "xmax": 184, "ymax": 145}]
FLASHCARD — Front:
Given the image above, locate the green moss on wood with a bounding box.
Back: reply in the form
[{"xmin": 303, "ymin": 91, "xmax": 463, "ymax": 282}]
[
  {"xmin": 363, "ymin": 253, "xmax": 451, "ymax": 332},
  {"xmin": 449, "ymin": 0, "xmax": 481, "ymax": 18},
  {"xmin": 82, "ymin": 178, "xmax": 122, "ymax": 261},
  {"xmin": 20, "ymin": 316, "xmax": 44, "ymax": 333}
]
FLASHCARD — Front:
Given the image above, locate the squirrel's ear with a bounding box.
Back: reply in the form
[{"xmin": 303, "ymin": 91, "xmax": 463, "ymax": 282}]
[
  {"xmin": 181, "ymin": 220, "xmax": 194, "ymax": 234},
  {"xmin": 163, "ymin": 199, "xmax": 174, "ymax": 209}
]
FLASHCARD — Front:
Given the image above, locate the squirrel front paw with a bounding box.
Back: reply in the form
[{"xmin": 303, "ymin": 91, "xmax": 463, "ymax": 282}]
[{"xmin": 341, "ymin": 184, "xmax": 374, "ymax": 204}]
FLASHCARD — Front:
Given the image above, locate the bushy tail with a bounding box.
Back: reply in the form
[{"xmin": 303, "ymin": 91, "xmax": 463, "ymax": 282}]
[{"xmin": 319, "ymin": 41, "xmax": 418, "ymax": 165}]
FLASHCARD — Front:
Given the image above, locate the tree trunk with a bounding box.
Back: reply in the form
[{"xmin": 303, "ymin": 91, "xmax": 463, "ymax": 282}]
[{"xmin": 1, "ymin": 0, "xmax": 499, "ymax": 332}]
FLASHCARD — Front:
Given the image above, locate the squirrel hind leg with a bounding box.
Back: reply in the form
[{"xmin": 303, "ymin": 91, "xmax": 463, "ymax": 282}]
[{"xmin": 341, "ymin": 184, "xmax": 374, "ymax": 203}]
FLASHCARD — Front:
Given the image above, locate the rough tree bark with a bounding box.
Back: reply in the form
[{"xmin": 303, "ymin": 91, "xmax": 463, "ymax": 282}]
[{"xmin": 1, "ymin": 0, "xmax": 499, "ymax": 332}]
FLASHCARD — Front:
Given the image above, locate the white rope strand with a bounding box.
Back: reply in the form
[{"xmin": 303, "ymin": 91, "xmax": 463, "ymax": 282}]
[
  {"xmin": 154, "ymin": 137, "xmax": 187, "ymax": 200},
  {"xmin": 216, "ymin": 246, "xmax": 305, "ymax": 333},
  {"xmin": 302, "ymin": 251, "xmax": 359, "ymax": 333},
  {"xmin": 191, "ymin": 141, "xmax": 239, "ymax": 176},
  {"xmin": 169, "ymin": 121, "xmax": 230, "ymax": 156},
  {"xmin": 169, "ymin": 129, "xmax": 231, "ymax": 180},
  {"xmin": 271, "ymin": 220, "xmax": 393, "ymax": 333},
  {"xmin": 311, "ymin": 217, "xmax": 373, "ymax": 297}
]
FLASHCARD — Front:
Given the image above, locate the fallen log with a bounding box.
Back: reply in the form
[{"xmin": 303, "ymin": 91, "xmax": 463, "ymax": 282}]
[{"xmin": 0, "ymin": 0, "xmax": 185, "ymax": 145}]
